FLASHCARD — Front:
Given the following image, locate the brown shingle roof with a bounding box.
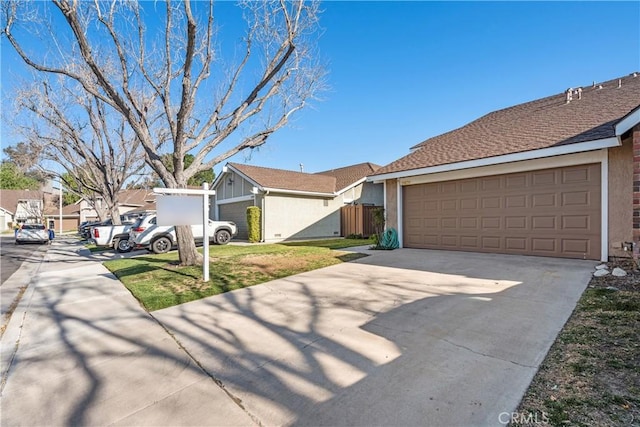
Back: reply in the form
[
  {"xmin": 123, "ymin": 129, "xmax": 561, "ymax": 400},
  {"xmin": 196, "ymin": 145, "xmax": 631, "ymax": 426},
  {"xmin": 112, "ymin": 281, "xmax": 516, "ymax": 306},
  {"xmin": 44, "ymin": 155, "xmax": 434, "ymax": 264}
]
[
  {"xmin": 118, "ymin": 189, "xmax": 155, "ymax": 206},
  {"xmin": 43, "ymin": 203, "xmax": 80, "ymax": 217},
  {"xmin": 0, "ymin": 190, "xmax": 43, "ymax": 215},
  {"xmin": 373, "ymin": 73, "xmax": 640, "ymax": 176},
  {"xmin": 229, "ymin": 162, "xmax": 381, "ymax": 194},
  {"xmin": 316, "ymin": 162, "xmax": 381, "ymax": 192},
  {"xmin": 230, "ymin": 163, "xmax": 336, "ymax": 194}
]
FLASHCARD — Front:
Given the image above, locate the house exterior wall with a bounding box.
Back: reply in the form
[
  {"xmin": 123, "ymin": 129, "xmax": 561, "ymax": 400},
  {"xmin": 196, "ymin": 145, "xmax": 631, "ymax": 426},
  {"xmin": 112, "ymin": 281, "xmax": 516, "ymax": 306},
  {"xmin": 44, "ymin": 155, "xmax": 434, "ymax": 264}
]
[
  {"xmin": 339, "ymin": 181, "xmax": 384, "ymax": 205},
  {"xmin": 15, "ymin": 199, "xmax": 44, "ymax": 223},
  {"xmin": 0, "ymin": 209, "xmax": 11, "ymax": 231},
  {"xmin": 384, "ymin": 179, "xmax": 399, "ymax": 230},
  {"xmin": 633, "ymin": 124, "xmax": 640, "ymax": 257},
  {"xmin": 609, "ymin": 135, "xmax": 634, "ymax": 258},
  {"xmin": 215, "ymin": 171, "xmax": 254, "ymax": 201},
  {"xmin": 263, "ymin": 194, "xmax": 342, "ymax": 241},
  {"xmin": 78, "ymin": 200, "xmax": 99, "ymax": 222}
]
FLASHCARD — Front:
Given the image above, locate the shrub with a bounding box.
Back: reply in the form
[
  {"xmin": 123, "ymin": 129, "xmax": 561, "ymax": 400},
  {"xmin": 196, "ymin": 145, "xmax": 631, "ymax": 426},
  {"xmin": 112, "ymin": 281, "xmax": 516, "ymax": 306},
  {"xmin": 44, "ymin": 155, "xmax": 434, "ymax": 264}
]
[{"xmin": 246, "ymin": 206, "xmax": 261, "ymax": 243}]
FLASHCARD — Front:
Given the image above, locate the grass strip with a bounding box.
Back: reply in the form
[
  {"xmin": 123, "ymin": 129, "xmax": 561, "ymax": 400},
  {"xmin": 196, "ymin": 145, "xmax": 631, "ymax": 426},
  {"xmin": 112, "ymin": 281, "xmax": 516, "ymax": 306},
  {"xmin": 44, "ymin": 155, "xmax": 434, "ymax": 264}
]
[{"xmin": 104, "ymin": 242, "xmax": 367, "ymax": 311}]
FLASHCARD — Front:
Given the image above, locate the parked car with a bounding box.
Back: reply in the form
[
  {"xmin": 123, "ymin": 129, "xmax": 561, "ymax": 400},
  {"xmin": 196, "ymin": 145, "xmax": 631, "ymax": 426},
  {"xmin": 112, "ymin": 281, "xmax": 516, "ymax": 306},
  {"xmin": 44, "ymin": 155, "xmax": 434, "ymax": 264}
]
[
  {"xmin": 126, "ymin": 214, "xmax": 237, "ymax": 254},
  {"xmin": 89, "ymin": 211, "xmax": 154, "ymax": 252},
  {"xmin": 91, "ymin": 223, "xmax": 134, "ymax": 252},
  {"xmin": 79, "ymin": 220, "xmax": 103, "ymax": 240},
  {"xmin": 81, "ymin": 212, "xmax": 147, "ymax": 240},
  {"xmin": 15, "ymin": 224, "xmax": 49, "ymax": 245}
]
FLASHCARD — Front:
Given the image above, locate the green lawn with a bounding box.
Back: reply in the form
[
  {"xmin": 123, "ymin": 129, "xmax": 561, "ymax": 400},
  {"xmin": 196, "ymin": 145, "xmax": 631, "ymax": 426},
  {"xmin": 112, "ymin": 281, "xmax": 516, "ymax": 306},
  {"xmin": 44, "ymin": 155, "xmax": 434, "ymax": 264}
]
[{"xmin": 104, "ymin": 239, "xmax": 370, "ymax": 311}]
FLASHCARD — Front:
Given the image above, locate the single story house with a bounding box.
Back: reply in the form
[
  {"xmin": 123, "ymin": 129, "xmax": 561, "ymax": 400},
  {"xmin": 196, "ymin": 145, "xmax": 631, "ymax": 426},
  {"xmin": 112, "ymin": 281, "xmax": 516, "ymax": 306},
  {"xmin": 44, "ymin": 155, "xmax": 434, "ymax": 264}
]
[
  {"xmin": 212, "ymin": 162, "xmax": 383, "ymax": 241},
  {"xmin": 369, "ymin": 73, "xmax": 640, "ymax": 262},
  {"xmin": 44, "ymin": 203, "xmax": 81, "ymax": 232}
]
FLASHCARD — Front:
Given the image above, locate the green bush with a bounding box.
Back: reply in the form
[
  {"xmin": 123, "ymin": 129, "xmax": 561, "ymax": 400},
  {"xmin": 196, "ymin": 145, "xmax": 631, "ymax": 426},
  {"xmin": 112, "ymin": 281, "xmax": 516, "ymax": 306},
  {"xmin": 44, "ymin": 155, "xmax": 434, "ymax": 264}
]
[{"xmin": 246, "ymin": 206, "xmax": 261, "ymax": 243}]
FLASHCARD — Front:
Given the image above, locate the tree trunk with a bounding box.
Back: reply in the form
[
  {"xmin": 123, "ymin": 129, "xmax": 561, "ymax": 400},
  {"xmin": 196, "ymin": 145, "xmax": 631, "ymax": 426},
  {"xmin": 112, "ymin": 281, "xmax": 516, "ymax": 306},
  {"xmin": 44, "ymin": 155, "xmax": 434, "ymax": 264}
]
[
  {"xmin": 175, "ymin": 225, "xmax": 202, "ymax": 265},
  {"xmin": 109, "ymin": 204, "xmax": 122, "ymax": 225}
]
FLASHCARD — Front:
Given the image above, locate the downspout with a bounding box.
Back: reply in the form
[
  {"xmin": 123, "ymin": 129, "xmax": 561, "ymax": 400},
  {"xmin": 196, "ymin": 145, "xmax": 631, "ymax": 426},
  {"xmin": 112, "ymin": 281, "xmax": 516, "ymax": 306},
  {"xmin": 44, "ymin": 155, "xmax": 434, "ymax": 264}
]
[{"xmin": 261, "ymin": 190, "xmax": 269, "ymax": 242}]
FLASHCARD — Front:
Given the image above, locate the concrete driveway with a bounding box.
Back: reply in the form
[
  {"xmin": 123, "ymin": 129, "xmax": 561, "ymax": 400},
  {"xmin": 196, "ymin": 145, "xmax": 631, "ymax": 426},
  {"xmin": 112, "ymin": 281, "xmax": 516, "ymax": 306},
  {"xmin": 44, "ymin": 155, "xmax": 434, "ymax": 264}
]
[{"xmin": 152, "ymin": 248, "xmax": 595, "ymax": 426}]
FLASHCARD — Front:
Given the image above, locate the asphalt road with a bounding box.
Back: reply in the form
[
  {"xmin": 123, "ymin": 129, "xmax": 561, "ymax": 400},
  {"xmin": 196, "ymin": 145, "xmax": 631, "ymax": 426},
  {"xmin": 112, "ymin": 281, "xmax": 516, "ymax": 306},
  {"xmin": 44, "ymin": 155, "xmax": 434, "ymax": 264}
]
[{"xmin": 0, "ymin": 235, "xmax": 48, "ymax": 285}]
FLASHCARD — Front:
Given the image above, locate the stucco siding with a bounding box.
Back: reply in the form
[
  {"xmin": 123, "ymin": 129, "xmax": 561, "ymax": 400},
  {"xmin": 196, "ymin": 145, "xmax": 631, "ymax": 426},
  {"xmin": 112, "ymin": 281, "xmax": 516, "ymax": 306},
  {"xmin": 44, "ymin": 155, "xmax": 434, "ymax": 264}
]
[
  {"xmin": 385, "ymin": 179, "xmax": 398, "ymax": 230},
  {"xmin": 264, "ymin": 194, "xmax": 342, "ymax": 241},
  {"xmin": 608, "ymin": 137, "xmax": 633, "ymax": 257}
]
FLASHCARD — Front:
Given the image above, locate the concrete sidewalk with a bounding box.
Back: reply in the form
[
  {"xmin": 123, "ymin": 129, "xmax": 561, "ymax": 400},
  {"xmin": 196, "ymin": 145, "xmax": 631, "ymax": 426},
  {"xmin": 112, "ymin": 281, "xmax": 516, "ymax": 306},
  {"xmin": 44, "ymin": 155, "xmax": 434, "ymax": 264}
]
[
  {"xmin": 0, "ymin": 239, "xmax": 596, "ymax": 426},
  {"xmin": 0, "ymin": 238, "xmax": 255, "ymax": 426}
]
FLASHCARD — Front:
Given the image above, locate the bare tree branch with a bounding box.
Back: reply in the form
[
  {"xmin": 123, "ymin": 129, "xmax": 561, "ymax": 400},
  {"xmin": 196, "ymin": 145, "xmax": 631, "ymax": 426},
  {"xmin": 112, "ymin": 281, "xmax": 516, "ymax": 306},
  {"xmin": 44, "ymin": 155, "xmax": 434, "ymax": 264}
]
[{"xmin": 2, "ymin": 0, "xmax": 325, "ymax": 266}]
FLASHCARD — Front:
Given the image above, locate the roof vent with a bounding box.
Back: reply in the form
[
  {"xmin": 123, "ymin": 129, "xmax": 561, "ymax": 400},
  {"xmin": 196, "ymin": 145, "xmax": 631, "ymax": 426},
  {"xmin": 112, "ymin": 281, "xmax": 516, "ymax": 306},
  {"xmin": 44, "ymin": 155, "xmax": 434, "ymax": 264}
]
[
  {"xmin": 299, "ymin": 163, "xmax": 304, "ymax": 172},
  {"xmin": 565, "ymin": 88, "xmax": 573, "ymax": 103},
  {"xmin": 592, "ymin": 81, "xmax": 596, "ymax": 88},
  {"xmin": 575, "ymin": 87, "xmax": 582, "ymax": 100},
  {"xmin": 632, "ymin": 72, "xmax": 638, "ymax": 77},
  {"xmin": 618, "ymin": 79, "xmax": 622, "ymax": 88},
  {"xmin": 597, "ymin": 84, "xmax": 603, "ymax": 89}
]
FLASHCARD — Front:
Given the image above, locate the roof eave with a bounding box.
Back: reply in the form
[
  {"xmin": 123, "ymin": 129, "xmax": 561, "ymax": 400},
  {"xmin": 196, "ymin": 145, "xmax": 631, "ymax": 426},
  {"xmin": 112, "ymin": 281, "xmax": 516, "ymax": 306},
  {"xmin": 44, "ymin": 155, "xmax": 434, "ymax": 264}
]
[
  {"xmin": 261, "ymin": 187, "xmax": 335, "ymax": 198},
  {"xmin": 335, "ymin": 177, "xmax": 369, "ymax": 195},
  {"xmin": 615, "ymin": 105, "xmax": 640, "ymax": 136},
  {"xmin": 368, "ymin": 137, "xmax": 620, "ymax": 182}
]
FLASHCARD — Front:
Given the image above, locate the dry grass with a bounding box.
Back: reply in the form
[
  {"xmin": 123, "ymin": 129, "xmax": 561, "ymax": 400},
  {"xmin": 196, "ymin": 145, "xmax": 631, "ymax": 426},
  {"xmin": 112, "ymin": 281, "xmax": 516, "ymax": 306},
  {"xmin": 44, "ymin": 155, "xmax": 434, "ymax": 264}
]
[{"xmin": 513, "ymin": 259, "xmax": 640, "ymax": 426}]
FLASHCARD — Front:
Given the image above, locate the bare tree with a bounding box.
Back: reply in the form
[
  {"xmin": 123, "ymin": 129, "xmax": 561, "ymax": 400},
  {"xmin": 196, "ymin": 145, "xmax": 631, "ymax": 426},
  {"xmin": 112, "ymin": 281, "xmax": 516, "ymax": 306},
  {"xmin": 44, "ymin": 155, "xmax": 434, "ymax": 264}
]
[
  {"xmin": 13, "ymin": 79, "xmax": 146, "ymax": 225},
  {"xmin": 2, "ymin": 0, "xmax": 324, "ymax": 266},
  {"xmin": 2, "ymin": 0, "xmax": 324, "ymax": 265}
]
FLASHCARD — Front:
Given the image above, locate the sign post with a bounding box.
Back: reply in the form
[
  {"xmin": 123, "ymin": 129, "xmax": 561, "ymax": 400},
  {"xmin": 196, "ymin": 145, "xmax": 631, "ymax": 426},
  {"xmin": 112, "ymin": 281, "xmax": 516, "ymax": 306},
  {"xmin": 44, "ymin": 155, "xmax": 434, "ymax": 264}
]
[
  {"xmin": 202, "ymin": 182, "xmax": 210, "ymax": 281},
  {"xmin": 153, "ymin": 184, "xmax": 216, "ymax": 282}
]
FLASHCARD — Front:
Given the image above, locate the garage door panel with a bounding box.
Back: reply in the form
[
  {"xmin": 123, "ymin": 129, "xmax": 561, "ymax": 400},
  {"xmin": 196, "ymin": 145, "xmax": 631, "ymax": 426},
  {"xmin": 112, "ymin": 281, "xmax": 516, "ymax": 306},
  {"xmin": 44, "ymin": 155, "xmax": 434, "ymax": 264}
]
[
  {"xmin": 482, "ymin": 217, "xmax": 501, "ymax": 229},
  {"xmin": 562, "ymin": 239, "xmax": 590, "ymax": 254},
  {"xmin": 532, "ymin": 193, "xmax": 556, "ymax": 207},
  {"xmin": 562, "ymin": 191, "xmax": 589, "ymax": 206},
  {"xmin": 441, "ymin": 235, "xmax": 458, "ymax": 247},
  {"xmin": 403, "ymin": 163, "xmax": 600, "ymax": 260},
  {"xmin": 218, "ymin": 201, "xmax": 253, "ymax": 240},
  {"xmin": 482, "ymin": 197, "xmax": 501, "ymax": 209},
  {"xmin": 460, "ymin": 236, "xmax": 479, "ymax": 248},
  {"xmin": 505, "ymin": 216, "xmax": 526, "ymax": 229},
  {"xmin": 506, "ymin": 174, "xmax": 528, "ymax": 189},
  {"xmin": 460, "ymin": 217, "xmax": 478, "ymax": 229},
  {"xmin": 481, "ymin": 236, "xmax": 501, "ymax": 249},
  {"xmin": 532, "ymin": 170, "xmax": 557, "ymax": 186},
  {"xmin": 506, "ymin": 195, "xmax": 527, "ymax": 208},
  {"xmin": 505, "ymin": 237, "xmax": 527, "ymax": 251}
]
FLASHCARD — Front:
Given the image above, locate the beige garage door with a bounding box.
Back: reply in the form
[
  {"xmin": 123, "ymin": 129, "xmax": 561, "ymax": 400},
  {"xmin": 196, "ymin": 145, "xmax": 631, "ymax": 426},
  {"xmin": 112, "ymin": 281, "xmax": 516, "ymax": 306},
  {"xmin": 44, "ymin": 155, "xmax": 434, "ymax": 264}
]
[
  {"xmin": 403, "ymin": 164, "xmax": 601, "ymax": 260},
  {"xmin": 219, "ymin": 201, "xmax": 254, "ymax": 240}
]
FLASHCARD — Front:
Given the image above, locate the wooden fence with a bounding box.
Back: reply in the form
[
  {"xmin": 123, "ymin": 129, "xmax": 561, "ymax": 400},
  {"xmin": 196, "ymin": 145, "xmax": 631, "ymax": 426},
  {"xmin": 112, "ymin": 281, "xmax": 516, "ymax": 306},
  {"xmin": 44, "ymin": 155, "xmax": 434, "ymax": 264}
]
[{"xmin": 340, "ymin": 205, "xmax": 381, "ymax": 238}]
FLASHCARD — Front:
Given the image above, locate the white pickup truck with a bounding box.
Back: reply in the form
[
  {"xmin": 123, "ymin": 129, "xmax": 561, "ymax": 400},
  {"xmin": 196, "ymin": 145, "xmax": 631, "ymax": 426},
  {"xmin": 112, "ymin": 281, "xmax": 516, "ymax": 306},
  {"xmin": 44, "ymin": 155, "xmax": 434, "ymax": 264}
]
[
  {"xmin": 91, "ymin": 223, "xmax": 136, "ymax": 252},
  {"xmin": 127, "ymin": 213, "xmax": 237, "ymax": 254}
]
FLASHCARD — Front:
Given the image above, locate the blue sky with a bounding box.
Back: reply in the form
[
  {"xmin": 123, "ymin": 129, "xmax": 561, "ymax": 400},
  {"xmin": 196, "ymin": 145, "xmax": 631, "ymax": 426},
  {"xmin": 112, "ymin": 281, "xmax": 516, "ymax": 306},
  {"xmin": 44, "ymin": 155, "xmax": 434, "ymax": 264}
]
[
  {"xmin": 1, "ymin": 1, "xmax": 639, "ymax": 177},
  {"xmin": 239, "ymin": 0, "xmax": 640, "ymax": 174}
]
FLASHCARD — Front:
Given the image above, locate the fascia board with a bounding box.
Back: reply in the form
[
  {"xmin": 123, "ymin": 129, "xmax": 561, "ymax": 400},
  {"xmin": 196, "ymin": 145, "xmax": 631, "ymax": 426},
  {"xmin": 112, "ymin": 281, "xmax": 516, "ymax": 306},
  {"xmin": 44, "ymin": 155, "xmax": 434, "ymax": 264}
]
[{"xmin": 367, "ymin": 137, "xmax": 620, "ymax": 182}]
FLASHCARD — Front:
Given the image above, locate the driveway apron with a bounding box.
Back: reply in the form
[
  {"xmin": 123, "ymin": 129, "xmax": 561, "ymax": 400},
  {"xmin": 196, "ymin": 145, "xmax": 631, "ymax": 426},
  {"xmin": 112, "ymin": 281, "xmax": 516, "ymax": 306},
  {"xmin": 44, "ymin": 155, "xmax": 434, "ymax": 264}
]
[{"xmin": 153, "ymin": 248, "xmax": 596, "ymax": 427}]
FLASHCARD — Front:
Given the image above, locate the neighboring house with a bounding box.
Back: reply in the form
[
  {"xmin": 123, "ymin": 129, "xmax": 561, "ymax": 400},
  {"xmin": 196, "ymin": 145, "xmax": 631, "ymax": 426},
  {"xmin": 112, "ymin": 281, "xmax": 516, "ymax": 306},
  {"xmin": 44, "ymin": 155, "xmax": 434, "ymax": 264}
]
[
  {"xmin": 75, "ymin": 189, "xmax": 157, "ymax": 223},
  {"xmin": 369, "ymin": 73, "xmax": 640, "ymax": 262},
  {"xmin": 212, "ymin": 162, "xmax": 383, "ymax": 241},
  {"xmin": 0, "ymin": 190, "xmax": 45, "ymax": 231},
  {"xmin": 44, "ymin": 203, "xmax": 81, "ymax": 232},
  {"xmin": 41, "ymin": 189, "xmax": 157, "ymax": 231}
]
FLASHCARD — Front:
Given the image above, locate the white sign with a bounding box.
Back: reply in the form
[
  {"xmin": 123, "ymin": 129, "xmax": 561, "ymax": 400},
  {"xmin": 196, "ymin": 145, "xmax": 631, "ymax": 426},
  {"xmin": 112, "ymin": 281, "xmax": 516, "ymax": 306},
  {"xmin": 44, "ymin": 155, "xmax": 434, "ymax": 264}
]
[{"xmin": 156, "ymin": 195, "xmax": 203, "ymax": 226}]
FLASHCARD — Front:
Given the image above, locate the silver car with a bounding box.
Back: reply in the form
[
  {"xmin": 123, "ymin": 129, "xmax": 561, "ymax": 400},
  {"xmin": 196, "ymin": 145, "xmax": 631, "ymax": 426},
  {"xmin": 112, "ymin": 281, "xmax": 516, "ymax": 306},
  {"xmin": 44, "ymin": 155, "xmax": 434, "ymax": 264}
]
[{"xmin": 15, "ymin": 224, "xmax": 49, "ymax": 245}]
